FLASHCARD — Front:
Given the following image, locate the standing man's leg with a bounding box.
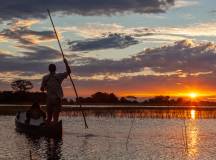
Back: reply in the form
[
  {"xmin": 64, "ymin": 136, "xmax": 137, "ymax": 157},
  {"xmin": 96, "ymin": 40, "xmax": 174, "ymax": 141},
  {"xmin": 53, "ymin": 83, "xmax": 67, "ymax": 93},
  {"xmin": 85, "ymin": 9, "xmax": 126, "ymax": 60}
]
[
  {"xmin": 53, "ymin": 98, "xmax": 61, "ymax": 123},
  {"xmin": 53, "ymin": 111, "xmax": 60, "ymax": 123},
  {"xmin": 46, "ymin": 101, "xmax": 53, "ymax": 123},
  {"xmin": 47, "ymin": 110, "xmax": 53, "ymax": 123}
]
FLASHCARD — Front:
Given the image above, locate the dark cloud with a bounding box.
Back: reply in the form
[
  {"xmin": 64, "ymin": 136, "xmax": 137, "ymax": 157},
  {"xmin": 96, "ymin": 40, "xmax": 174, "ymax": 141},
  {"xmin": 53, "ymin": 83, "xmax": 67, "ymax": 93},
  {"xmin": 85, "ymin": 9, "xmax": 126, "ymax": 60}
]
[
  {"xmin": 21, "ymin": 45, "xmax": 61, "ymax": 61},
  {"xmin": 209, "ymin": 9, "xmax": 216, "ymax": 14},
  {"xmin": 67, "ymin": 33, "xmax": 139, "ymax": 51},
  {"xmin": 0, "ymin": 45, "xmax": 61, "ymax": 73},
  {"xmin": 0, "ymin": 27, "xmax": 55, "ymax": 45},
  {"xmin": 0, "ymin": 0, "xmax": 175, "ymax": 20},
  {"xmin": 2, "ymin": 39, "xmax": 216, "ymax": 95},
  {"xmin": 71, "ymin": 40, "xmax": 216, "ymax": 76},
  {"xmin": 2, "ymin": 40, "xmax": 216, "ymax": 78}
]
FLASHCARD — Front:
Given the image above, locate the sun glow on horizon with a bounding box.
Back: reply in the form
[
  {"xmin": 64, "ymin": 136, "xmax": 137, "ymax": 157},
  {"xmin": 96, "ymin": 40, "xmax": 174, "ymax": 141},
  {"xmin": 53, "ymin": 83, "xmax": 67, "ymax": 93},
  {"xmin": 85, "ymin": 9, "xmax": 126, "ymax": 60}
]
[
  {"xmin": 117, "ymin": 90, "xmax": 215, "ymax": 99},
  {"xmin": 188, "ymin": 92, "xmax": 198, "ymax": 99}
]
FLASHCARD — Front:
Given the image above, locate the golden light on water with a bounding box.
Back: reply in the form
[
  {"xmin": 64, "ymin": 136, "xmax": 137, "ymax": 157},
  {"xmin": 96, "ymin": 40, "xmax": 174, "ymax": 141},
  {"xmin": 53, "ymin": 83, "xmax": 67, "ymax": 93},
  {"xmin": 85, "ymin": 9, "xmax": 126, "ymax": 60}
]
[
  {"xmin": 187, "ymin": 120, "xmax": 199, "ymax": 159},
  {"xmin": 191, "ymin": 110, "xmax": 196, "ymax": 119}
]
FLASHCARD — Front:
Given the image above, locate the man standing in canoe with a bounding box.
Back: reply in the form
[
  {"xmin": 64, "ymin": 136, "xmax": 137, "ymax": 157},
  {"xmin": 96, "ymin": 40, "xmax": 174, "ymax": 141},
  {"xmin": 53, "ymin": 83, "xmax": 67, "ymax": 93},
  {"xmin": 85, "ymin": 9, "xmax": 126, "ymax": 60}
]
[{"xmin": 41, "ymin": 58, "xmax": 71, "ymax": 123}]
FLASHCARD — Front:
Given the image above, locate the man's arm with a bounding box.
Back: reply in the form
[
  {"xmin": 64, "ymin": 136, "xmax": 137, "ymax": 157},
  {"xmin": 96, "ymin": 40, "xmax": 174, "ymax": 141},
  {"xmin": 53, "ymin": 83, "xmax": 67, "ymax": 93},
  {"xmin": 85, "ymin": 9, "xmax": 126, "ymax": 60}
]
[
  {"xmin": 56, "ymin": 58, "xmax": 71, "ymax": 82},
  {"xmin": 40, "ymin": 76, "xmax": 46, "ymax": 92},
  {"xmin": 63, "ymin": 58, "xmax": 71, "ymax": 75}
]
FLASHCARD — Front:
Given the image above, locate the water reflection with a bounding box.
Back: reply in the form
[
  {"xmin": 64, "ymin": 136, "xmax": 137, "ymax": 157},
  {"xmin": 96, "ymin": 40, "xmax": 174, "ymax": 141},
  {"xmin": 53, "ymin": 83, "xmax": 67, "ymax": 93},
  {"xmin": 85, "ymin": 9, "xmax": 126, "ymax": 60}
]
[
  {"xmin": 188, "ymin": 122, "xmax": 199, "ymax": 159},
  {"xmin": 62, "ymin": 107, "xmax": 216, "ymax": 119},
  {"xmin": 185, "ymin": 110, "xmax": 199, "ymax": 159},
  {"xmin": 26, "ymin": 136, "xmax": 63, "ymax": 160},
  {"xmin": 191, "ymin": 110, "xmax": 196, "ymax": 119},
  {"xmin": 46, "ymin": 138, "xmax": 63, "ymax": 160},
  {"xmin": 2, "ymin": 115, "xmax": 216, "ymax": 159}
]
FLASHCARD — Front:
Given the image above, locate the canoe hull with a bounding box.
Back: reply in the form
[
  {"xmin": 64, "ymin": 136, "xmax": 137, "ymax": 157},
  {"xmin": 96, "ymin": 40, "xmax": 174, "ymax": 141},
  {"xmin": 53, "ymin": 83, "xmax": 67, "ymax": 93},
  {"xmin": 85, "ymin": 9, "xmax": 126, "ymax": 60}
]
[{"xmin": 15, "ymin": 113, "xmax": 62, "ymax": 138}]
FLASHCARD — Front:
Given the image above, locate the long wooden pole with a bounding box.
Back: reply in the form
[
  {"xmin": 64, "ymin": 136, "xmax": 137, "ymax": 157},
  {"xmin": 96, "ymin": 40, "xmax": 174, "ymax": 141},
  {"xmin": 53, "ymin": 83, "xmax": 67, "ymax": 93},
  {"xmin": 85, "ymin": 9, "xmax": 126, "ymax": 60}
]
[{"xmin": 47, "ymin": 9, "xmax": 88, "ymax": 128}]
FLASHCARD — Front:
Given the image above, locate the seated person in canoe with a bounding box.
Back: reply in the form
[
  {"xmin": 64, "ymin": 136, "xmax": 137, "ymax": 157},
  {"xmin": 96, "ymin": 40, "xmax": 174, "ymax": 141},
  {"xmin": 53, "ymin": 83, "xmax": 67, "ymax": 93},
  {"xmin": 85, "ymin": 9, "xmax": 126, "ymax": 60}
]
[{"xmin": 25, "ymin": 102, "xmax": 46, "ymax": 124}]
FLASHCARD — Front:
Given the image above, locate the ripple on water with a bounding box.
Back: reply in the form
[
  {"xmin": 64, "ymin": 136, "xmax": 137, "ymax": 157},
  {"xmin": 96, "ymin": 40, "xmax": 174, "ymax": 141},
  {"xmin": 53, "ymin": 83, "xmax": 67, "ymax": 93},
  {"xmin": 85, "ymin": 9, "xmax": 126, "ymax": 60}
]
[{"xmin": 1, "ymin": 116, "xmax": 216, "ymax": 159}]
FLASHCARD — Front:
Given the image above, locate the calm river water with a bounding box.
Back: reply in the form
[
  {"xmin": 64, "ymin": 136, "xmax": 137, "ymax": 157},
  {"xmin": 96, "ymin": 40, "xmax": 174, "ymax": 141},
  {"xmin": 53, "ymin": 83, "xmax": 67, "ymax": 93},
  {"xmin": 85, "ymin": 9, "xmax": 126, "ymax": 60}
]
[{"xmin": 1, "ymin": 108, "xmax": 216, "ymax": 160}]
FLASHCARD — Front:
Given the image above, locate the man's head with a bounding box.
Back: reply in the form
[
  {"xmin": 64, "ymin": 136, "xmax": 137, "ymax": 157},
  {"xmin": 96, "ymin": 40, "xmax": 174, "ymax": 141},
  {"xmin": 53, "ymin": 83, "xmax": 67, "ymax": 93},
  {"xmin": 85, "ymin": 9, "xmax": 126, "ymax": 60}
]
[{"xmin": 48, "ymin": 64, "xmax": 56, "ymax": 73}]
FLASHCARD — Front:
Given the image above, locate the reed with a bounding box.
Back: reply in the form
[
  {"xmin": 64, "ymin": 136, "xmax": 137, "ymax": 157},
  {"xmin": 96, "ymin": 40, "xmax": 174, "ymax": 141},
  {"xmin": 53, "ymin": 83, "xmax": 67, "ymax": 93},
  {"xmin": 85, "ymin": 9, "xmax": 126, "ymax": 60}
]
[
  {"xmin": 183, "ymin": 119, "xmax": 188, "ymax": 153},
  {"xmin": 126, "ymin": 117, "xmax": 135, "ymax": 150},
  {"xmin": 2, "ymin": 105, "xmax": 216, "ymax": 119}
]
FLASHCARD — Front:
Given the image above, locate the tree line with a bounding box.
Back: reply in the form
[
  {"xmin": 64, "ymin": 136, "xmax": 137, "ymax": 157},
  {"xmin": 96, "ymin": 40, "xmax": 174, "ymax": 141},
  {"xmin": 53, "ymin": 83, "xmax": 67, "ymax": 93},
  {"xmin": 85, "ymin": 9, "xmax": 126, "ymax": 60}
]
[
  {"xmin": 1, "ymin": 90, "xmax": 216, "ymax": 106},
  {"xmin": 0, "ymin": 79, "xmax": 215, "ymax": 106}
]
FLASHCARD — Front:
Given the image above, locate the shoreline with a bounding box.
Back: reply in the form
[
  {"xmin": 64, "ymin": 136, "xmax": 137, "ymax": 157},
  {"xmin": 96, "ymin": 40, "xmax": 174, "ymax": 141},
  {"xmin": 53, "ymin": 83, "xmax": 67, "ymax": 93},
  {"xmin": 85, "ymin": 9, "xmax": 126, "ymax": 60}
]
[{"xmin": 2, "ymin": 105, "xmax": 216, "ymax": 119}]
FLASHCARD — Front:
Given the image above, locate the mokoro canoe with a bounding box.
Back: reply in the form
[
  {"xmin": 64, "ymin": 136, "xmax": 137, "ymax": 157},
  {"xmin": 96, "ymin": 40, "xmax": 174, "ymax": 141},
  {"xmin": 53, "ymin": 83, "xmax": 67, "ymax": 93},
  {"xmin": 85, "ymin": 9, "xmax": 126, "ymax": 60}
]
[{"xmin": 15, "ymin": 112, "xmax": 62, "ymax": 138}]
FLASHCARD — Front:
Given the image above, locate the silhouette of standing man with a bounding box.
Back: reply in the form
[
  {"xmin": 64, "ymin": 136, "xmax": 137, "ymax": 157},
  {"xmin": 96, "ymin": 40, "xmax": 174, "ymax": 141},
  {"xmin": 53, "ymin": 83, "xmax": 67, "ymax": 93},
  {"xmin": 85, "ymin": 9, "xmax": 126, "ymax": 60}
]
[{"xmin": 41, "ymin": 58, "xmax": 71, "ymax": 123}]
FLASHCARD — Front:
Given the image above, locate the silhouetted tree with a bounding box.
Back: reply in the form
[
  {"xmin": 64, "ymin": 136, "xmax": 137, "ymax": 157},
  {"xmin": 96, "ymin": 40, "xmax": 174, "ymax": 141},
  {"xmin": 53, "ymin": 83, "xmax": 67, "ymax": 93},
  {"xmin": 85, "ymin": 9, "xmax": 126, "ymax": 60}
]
[
  {"xmin": 62, "ymin": 98, "xmax": 68, "ymax": 105},
  {"xmin": 120, "ymin": 97, "xmax": 131, "ymax": 104},
  {"xmin": 91, "ymin": 92, "xmax": 119, "ymax": 103},
  {"xmin": 176, "ymin": 97, "xmax": 184, "ymax": 104},
  {"xmin": 142, "ymin": 96, "xmax": 171, "ymax": 105},
  {"xmin": 126, "ymin": 96, "xmax": 137, "ymax": 100},
  {"xmin": 11, "ymin": 80, "xmax": 33, "ymax": 92}
]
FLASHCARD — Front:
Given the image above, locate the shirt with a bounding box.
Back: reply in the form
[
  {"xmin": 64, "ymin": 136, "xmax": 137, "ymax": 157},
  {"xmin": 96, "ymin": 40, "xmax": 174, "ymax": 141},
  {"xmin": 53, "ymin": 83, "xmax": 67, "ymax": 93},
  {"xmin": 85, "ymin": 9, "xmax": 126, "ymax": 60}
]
[{"xmin": 41, "ymin": 72, "xmax": 68, "ymax": 100}]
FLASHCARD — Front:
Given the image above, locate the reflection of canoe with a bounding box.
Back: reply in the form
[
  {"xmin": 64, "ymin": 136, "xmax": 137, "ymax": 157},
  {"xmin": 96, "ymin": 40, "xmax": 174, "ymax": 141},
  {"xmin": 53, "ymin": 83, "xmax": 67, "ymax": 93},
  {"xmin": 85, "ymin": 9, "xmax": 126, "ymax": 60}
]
[{"xmin": 15, "ymin": 112, "xmax": 62, "ymax": 138}]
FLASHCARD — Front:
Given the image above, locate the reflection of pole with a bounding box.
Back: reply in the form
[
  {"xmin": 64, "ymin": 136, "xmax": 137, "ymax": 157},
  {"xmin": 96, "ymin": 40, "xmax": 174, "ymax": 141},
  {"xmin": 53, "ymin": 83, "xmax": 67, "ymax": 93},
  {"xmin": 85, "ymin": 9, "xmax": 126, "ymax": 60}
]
[
  {"xmin": 29, "ymin": 150, "xmax": 32, "ymax": 160},
  {"xmin": 47, "ymin": 9, "xmax": 88, "ymax": 128}
]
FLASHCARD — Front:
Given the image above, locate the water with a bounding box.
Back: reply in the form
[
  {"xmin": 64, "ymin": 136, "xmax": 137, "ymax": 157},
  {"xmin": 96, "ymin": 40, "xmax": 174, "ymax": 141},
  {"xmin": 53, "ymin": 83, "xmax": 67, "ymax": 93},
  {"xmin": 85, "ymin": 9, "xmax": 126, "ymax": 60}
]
[{"xmin": 1, "ymin": 109, "xmax": 216, "ymax": 159}]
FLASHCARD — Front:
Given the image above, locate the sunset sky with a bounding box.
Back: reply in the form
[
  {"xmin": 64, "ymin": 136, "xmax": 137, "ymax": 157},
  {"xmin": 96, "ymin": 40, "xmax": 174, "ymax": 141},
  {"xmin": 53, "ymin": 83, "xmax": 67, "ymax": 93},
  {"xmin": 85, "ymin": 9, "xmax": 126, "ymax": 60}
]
[{"xmin": 1, "ymin": 0, "xmax": 216, "ymax": 98}]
